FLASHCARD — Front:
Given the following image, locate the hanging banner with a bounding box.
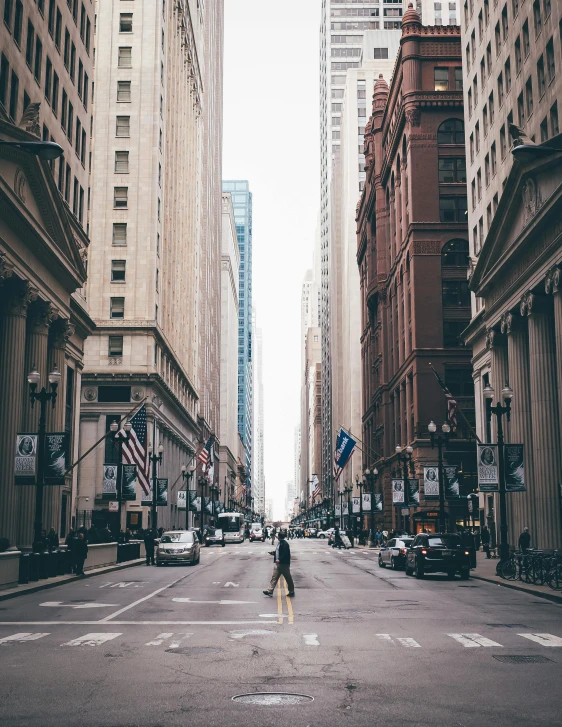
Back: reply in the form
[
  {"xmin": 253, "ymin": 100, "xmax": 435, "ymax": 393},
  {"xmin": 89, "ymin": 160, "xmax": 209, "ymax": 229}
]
[
  {"xmin": 505, "ymin": 444, "xmax": 526, "ymax": 492},
  {"xmin": 102, "ymin": 464, "xmax": 118, "ymax": 499},
  {"xmin": 14, "ymin": 433, "xmax": 38, "ymax": 485},
  {"xmin": 423, "ymin": 466, "xmax": 440, "ymax": 500},
  {"xmin": 392, "ymin": 479, "xmax": 405, "ymax": 505},
  {"xmin": 177, "ymin": 490, "xmax": 187, "ymax": 510},
  {"xmin": 121, "ymin": 464, "xmax": 137, "ymax": 501},
  {"xmin": 408, "ymin": 478, "xmax": 420, "ymax": 507},
  {"xmin": 44, "ymin": 433, "xmax": 69, "ymax": 485},
  {"xmin": 478, "ymin": 444, "xmax": 499, "ymax": 492},
  {"xmin": 373, "ymin": 493, "xmax": 383, "ymax": 512},
  {"xmin": 342, "ymin": 502, "xmax": 349, "ymax": 516},
  {"xmin": 188, "ymin": 491, "xmax": 200, "ymax": 512},
  {"xmin": 141, "ymin": 482, "xmax": 153, "ymax": 505},
  {"xmin": 335, "ymin": 504, "xmax": 341, "ymax": 517},
  {"xmin": 444, "ymin": 467, "xmax": 460, "ymax": 499},
  {"xmin": 352, "ymin": 496, "xmax": 361, "ymax": 513},
  {"xmin": 204, "ymin": 496, "xmax": 213, "ymax": 514},
  {"xmin": 362, "ymin": 493, "xmax": 371, "ymax": 512},
  {"xmin": 214, "ymin": 500, "xmax": 222, "ymax": 514},
  {"xmin": 156, "ymin": 478, "xmax": 168, "ymax": 506}
]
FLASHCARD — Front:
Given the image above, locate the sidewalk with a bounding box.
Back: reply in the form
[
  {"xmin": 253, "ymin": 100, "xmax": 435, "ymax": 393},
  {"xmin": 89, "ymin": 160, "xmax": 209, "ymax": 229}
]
[
  {"xmin": 0, "ymin": 558, "xmax": 145, "ymax": 602},
  {"xmin": 470, "ymin": 552, "xmax": 562, "ymax": 604}
]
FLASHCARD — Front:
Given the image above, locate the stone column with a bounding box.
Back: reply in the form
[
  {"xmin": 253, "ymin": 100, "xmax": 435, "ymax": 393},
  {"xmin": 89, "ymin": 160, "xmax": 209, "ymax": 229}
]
[
  {"xmin": 396, "ymin": 276, "xmax": 404, "ymax": 367},
  {"xmin": 0, "ymin": 279, "xmax": 34, "ymax": 546},
  {"xmin": 545, "ymin": 267, "xmax": 562, "ymax": 457},
  {"xmin": 501, "ymin": 312, "xmax": 536, "ymax": 547},
  {"xmin": 17, "ymin": 301, "xmax": 53, "ymax": 548},
  {"xmin": 522, "ymin": 292, "xmax": 562, "ymax": 548}
]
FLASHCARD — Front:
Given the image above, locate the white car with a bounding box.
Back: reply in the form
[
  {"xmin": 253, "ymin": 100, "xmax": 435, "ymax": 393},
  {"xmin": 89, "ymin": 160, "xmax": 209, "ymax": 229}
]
[{"xmin": 317, "ymin": 528, "xmax": 333, "ymax": 539}]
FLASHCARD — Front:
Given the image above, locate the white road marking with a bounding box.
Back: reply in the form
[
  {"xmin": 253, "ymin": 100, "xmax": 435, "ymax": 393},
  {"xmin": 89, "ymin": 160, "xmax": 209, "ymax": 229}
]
[
  {"xmin": 448, "ymin": 633, "xmax": 502, "ymax": 648},
  {"xmin": 259, "ymin": 613, "xmax": 288, "ymax": 618},
  {"xmin": 168, "ymin": 633, "xmax": 193, "ymax": 649},
  {"xmin": 230, "ymin": 629, "xmax": 276, "ymax": 639},
  {"xmin": 0, "ymin": 632, "xmax": 49, "ymax": 644},
  {"xmin": 224, "ymin": 582, "xmax": 239, "ymax": 587},
  {"xmin": 518, "ymin": 633, "xmax": 562, "ymax": 647},
  {"xmin": 40, "ymin": 601, "xmax": 118, "ymax": 609},
  {"xmin": 0, "ymin": 620, "xmax": 279, "ymax": 626},
  {"xmin": 397, "ymin": 637, "xmax": 421, "ymax": 648},
  {"xmin": 375, "ymin": 633, "xmax": 393, "ymax": 642},
  {"xmin": 99, "ymin": 573, "xmax": 190, "ymax": 622},
  {"xmin": 62, "ymin": 633, "xmax": 122, "ymax": 647},
  {"xmin": 212, "ymin": 581, "xmax": 221, "ymax": 584},
  {"xmin": 303, "ymin": 634, "xmax": 319, "ymax": 646},
  {"xmin": 145, "ymin": 632, "xmax": 174, "ymax": 646},
  {"xmin": 172, "ymin": 598, "xmax": 256, "ymax": 604},
  {"xmin": 99, "ymin": 582, "xmax": 148, "ymax": 589}
]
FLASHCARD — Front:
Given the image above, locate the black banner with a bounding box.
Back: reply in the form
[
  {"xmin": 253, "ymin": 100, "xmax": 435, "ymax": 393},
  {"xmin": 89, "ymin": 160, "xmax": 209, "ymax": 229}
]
[
  {"xmin": 121, "ymin": 464, "xmax": 137, "ymax": 501},
  {"xmin": 156, "ymin": 478, "xmax": 168, "ymax": 506},
  {"xmin": 44, "ymin": 433, "xmax": 69, "ymax": 485},
  {"xmin": 505, "ymin": 444, "xmax": 526, "ymax": 492}
]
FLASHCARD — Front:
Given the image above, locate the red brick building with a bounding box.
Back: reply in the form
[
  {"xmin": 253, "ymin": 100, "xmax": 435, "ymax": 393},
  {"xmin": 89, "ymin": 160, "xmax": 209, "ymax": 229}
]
[{"xmin": 356, "ymin": 6, "xmax": 477, "ymax": 534}]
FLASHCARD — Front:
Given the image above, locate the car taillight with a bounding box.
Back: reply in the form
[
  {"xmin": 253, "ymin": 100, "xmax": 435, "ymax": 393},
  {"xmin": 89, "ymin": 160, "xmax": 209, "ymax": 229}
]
[
  {"xmin": 421, "ymin": 549, "xmax": 427, "ymax": 555},
  {"xmin": 464, "ymin": 550, "xmax": 470, "ymax": 555}
]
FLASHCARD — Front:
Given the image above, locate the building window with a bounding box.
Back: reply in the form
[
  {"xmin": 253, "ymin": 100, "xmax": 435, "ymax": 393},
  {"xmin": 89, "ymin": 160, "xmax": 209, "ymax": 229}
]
[
  {"xmin": 442, "ymin": 239, "xmax": 469, "ymax": 267},
  {"xmin": 533, "ymin": 0, "xmax": 542, "ymax": 37},
  {"xmin": 540, "ymin": 116, "xmax": 548, "ymax": 141},
  {"xmin": 484, "ymin": 153, "xmax": 490, "ymax": 186},
  {"xmin": 443, "ymin": 321, "xmax": 469, "ymax": 347},
  {"xmin": 111, "ymin": 260, "xmax": 126, "ymax": 282},
  {"xmin": 434, "ymin": 67, "xmax": 449, "ymax": 91},
  {"xmin": 108, "ymin": 335, "xmax": 123, "ymax": 357},
  {"xmin": 9, "ymin": 70, "xmax": 18, "ymax": 121},
  {"xmin": 373, "ymin": 47, "xmax": 388, "ymax": 59},
  {"xmin": 537, "ymin": 55, "xmax": 546, "ymax": 97},
  {"xmin": 515, "ymin": 36, "xmax": 522, "ymax": 75},
  {"xmin": 110, "ymin": 297, "xmax": 125, "ymax": 319},
  {"xmin": 504, "ymin": 57, "xmax": 511, "ymax": 92},
  {"xmin": 525, "ymin": 76, "xmax": 533, "ymax": 117},
  {"xmin": 118, "ymin": 46, "xmax": 132, "ymax": 67},
  {"xmin": 115, "ymin": 150, "xmax": 129, "ymax": 173},
  {"xmin": 483, "ymin": 105, "xmax": 488, "ymax": 136},
  {"xmin": 13, "ymin": 0, "xmax": 23, "ymax": 46},
  {"xmin": 500, "ymin": 124, "xmax": 507, "ymax": 159},
  {"xmin": 34, "ymin": 38, "xmax": 42, "ymax": 82},
  {"xmin": 437, "ymin": 118, "xmax": 464, "ymax": 144},
  {"xmin": 112, "ymin": 222, "xmax": 127, "ymax": 245},
  {"xmin": 25, "ymin": 20, "xmax": 35, "ymax": 67},
  {"xmin": 442, "ymin": 280, "xmax": 471, "ymax": 306},
  {"xmin": 501, "ymin": 4, "xmax": 508, "ymax": 41},
  {"xmin": 114, "ymin": 187, "xmax": 128, "ymax": 208},
  {"xmin": 546, "ymin": 39, "xmax": 555, "ymax": 84},
  {"xmin": 120, "ymin": 13, "xmax": 133, "ymax": 32},
  {"xmin": 551, "ymin": 102, "xmax": 559, "ymax": 135},
  {"xmin": 495, "ymin": 22, "xmax": 501, "ymax": 56},
  {"xmin": 117, "ymin": 80, "xmax": 131, "ymax": 102},
  {"xmin": 475, "ymin": 122, "xmax": 480, "ymax": 153},
  {"xmin": 116, "ymin": 116, "xmax": 130, "ymax": 137},
  {"xmin": 439, "ymin": 196, "xmax": 468, "ymax": 222},
  {"xmin": 70, "ymin": 43, "xmax": 75, "ymax": 83},
  {"xmin": 497, "ymin": 72, "xmax": 504, "ymax": 106},
  {"xmin": 438, "ymin": 157, "xmax": 467, "ymax": 183},
  {"xmin": 52, "ymin": 72, "xmax": 59, "ymax": 115},
  {"xmin": 477, "ymin": 168, "xmax": 482, "ymax": 199},
  {"xmin": 0, "ymin": 54, "xmax": 8, "ymax": 107},
  {"xmin": 491, "ymin": 142, "xmax": 497, "ymax": 175},
  {"xmin": 454, "ymin": 68, "xmax": 463, "ymax": 90}
]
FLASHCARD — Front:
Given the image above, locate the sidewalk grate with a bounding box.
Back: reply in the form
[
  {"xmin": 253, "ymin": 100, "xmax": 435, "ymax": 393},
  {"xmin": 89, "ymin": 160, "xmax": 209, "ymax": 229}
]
[{"xmin": 493, "ymin": 655, "xmax": 553, "ymax": 664}]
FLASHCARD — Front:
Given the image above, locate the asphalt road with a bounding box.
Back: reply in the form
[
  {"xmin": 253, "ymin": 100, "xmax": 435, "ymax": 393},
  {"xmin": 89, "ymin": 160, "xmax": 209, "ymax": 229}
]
[{"xmin": 0, "ymin": 538, "xmax": 561, "ymax": 727}]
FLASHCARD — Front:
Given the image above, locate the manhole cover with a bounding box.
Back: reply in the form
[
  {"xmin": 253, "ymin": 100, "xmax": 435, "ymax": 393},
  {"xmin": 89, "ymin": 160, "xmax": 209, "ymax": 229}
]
[
  {"xmin": 232, "ymin": 692, "xmax": 314, "ymax": 706},
  {"xmin": 166, "ymin": 647, "xmax": 223, "ymax": 655},
  {"xmin": 493, "ymin": 655, "xmax": 553, "ymax": 664}
]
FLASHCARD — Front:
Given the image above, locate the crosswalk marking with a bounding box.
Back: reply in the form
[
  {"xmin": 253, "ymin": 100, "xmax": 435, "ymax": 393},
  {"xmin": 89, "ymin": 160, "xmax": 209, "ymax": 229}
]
[
  {"xmin": 448, "ymin": 633, "xmax": 502, "ymax": 648},
  {"xmin": 62, "ymin": 633, "xmax": 122, "ymax": 647},
  {"xmin": 397, "ymin": 637, "xmax": 421, "ymax": 648},
  {"xmin": 375, "ymin": 634, "xmax": 421, "ymax": 647},
  {"xmin": 303, "ymin": 634, "xmax": 319, "ymax": 646},
  {"xmin": 0, "ymin": 632, "xmax": 49, "ymax": 644},
  {"xmin": 518, "ymin": 633, "xmax": 562, "ymax": 647},
  {"xmin": 145, "ymin": 632, "xmax": 174, "ymax": 646}
]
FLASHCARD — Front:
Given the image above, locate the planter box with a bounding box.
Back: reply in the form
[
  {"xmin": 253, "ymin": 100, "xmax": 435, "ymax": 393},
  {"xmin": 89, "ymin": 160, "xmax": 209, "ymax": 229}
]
[
  {"xmin": 84, "ymin": 542, "xmax": 118, "ymax": 571},
  {"xmin": 0, "ymin": 550, "xmax": 22, "ymax": 591}
]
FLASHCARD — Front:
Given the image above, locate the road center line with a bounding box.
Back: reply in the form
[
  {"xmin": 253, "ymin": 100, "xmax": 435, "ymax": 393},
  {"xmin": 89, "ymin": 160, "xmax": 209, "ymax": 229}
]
[
  {"xmin": 277, "ymin": 581, "xmax": 284, "ymax": 625},
  {"xmin": 283, "ymin": 580, "xmax": 294, "ymax": 625},
  {"xmin": 98, "ymin": 573, "xmax": 191, "ymax": 622}
]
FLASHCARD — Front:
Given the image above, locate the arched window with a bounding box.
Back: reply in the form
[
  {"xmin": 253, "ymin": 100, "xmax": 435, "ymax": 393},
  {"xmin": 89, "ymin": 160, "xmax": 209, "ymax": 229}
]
[
  {"xmin": 441, "ymin": 239, "xmax": 469, "ymax": 267},
  {"xmin": 437, "ymin": 118, "xmax": 465, "ymax": 144}
]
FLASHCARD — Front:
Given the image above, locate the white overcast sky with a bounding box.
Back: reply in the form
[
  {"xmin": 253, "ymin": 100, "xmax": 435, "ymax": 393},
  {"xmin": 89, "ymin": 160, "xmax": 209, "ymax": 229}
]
[{"xmin": 223, "ymin": 0, "xmax": 320, "ymax": 519}]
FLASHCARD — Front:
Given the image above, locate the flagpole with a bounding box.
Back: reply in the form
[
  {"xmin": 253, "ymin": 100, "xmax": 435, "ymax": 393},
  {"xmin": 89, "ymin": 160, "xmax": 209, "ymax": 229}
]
[{"xmin": 428, "ymin": 362, "xmax": 482, "ymax": 444}]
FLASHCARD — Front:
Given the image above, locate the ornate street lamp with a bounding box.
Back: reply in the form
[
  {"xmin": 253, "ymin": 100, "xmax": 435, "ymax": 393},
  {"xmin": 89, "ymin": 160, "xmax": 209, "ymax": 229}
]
[
  {"xmin": 355, "ymin": 474, "xmax": 364, "ymax": 543},
  {"xmin": 344, "ymin": 483, "xmax": 353, "ymax": 533},
  {"xmin": 364, "ymin": 467, "xmax": 378, "ymax": 547},
  {"xmin": 27, "ymin": 365, "xmax": 62, "ymax": 543},
  {"xmin": 428, "ymin": 421, "xmax": 451, "ymax": 532},
  {"xmin": 181, "ymin": 462, "xmax": 196, "ymax": 530},
  {"xmin": 483, "ymin": 381, "xmax": 513, "ymax": 564},
  {"xmin": 147, "ymin": 441, "xmax": 163, "ymax": 530},
  {"xmin": 395, "ymin": 444, "xmax": 414, "ymax": 533},
  {"xmin": 110, "ymin": 418, "xmax": 132, "ymax": 534}
]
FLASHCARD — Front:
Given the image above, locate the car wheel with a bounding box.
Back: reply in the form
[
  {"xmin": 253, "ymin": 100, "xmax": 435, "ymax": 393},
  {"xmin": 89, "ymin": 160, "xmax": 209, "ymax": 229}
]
[
  {"xmin": 156, "ymin": 562, "xmax": 162, "ymax": 567},
  {"xmin": 378, "ymin": 554, "xmax": 386, "ymax": 568},
  {"xmin": 318, "ymin": 534, "xmax": 325, "ymax": 539},
  {"xmin": 405, "ymin": 563, "xmax": 413, "ymax": 576},
  {"xmin": 460, "ymin": 568, "xmax": 470, "ymax": 580},
  {"xmin": 391, "ymin": 556, "xmax": 398, "ymax": 570},
  {"xmin": 222, "ymin": 543, "xmax": 225, "ymax": 547},
  {"xmin": 415, "ymin": 560, "xmax": 424, "ymax": 579},
  {"xmin": 447, "ymin": 571, "xmax": 456, "ymax": 579}
]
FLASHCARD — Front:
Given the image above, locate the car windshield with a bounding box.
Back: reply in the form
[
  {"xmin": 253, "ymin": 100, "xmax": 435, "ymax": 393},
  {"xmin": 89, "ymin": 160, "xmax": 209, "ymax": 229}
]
[
  {"xmin": 428, "ymin": 535, "xmax": 462, "ymax": 547},
  {"xmin": 160, "ymin": 532, "xmax": 194, "ymax": 544},
  {"xmin": 209, "ymin": 529, "xmax": 223, "ymax": 537},
  {"xmin": 401, "ymin": 539, "xmax": 414, "ymax": 546},
  {"xmin": 251, "ymin": 523, "xmax": 262, "ymax": 530}
]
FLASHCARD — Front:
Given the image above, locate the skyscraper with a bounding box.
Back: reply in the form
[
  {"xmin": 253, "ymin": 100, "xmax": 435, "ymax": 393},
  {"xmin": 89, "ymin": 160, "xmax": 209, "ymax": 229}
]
[
  {"xmin": 222, "ymin": 181, "xmax": 253, "ymax": 495},
  {"xmin": 253, "ymin": 317, "xmax": 265, "ymax": 516}
]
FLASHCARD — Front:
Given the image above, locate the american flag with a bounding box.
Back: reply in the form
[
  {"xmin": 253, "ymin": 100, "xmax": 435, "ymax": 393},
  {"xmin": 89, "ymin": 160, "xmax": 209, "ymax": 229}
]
[
  {"xmin": 121, "ymin": 404, "xmax": 150, "ymax": 496},
  {"xmin": 198, "ymin": 436, "xmax": 213, "ymax": 466},
  {"xmin": 312, "ymin": 475, "xmax": 321, "ymax": 500},
  {"xmin": 429, "ymin": 364, "xmax": 458, "ymax": 431}
]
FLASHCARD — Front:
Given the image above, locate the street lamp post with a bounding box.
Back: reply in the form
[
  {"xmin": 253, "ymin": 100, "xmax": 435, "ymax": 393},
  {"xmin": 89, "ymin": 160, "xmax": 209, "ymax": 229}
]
[
  {"xmin": 338, "ymin": 490, "xmax": 344, "ymax": 528},
  {"xmin": 483, "ymin": 382, "xmax": 513, "ymax": 564},
  {"xmin": 395, "ymin": 445, "xmax": 413, "ymax": 534},
  {"xmin": 344, "ymin": 483, "xmax": 353, "ymax": 532},
  {"xmin": 181, "ymin": 463, "xmax": 196, "ymax": 530},
  {"xmin": 355, "ymin": 474, "xmax": 364, "ymax": 543},
  {"xmin": 27, "ymin": 365, "xmax": 62, "ymax": 543},
  {"xmin": 147, "ymin": 441, "xmax": 163, "ymax": 531},
  {"xmin": 364, "ymin": 467, "xmax": 378, "ymax": 547},
  {"xmin": 109, "ymin": 419, "xmax": 132, "ymax": 535},
  {"xmin": 428, "ymin": 421, "xmax": 451, "ymax": 533}
]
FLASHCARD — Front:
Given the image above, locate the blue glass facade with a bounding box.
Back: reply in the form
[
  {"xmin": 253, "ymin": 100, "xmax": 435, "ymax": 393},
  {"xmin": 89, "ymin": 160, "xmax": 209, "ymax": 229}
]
[{"xmin": 222, "ymin": 181, "xmax": 253, "ymax": 489}]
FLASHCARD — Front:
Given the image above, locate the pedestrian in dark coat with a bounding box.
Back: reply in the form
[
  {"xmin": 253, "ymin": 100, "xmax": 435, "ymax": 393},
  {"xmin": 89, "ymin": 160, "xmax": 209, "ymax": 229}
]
[
  {"xmin": 144, "ymin": 529, "xmax": 158, "ymax": 565},
  {"xmin": 46, "ymin": 528, "xmax": 59, "ymax": 552},
  {"xmin": 518, "ymin": 527, "xmax": 531, "ymax": 553},
  {"xmin": 74, "ymin": 533, "xmax": 88, "ymax": 575},
  {"xmin": 32, "ymin": 530, "xmax": 49, "ymax": 553},
  {"xmin": 481, "ymin": 525, "xmax": 491, "ymax": 558}
]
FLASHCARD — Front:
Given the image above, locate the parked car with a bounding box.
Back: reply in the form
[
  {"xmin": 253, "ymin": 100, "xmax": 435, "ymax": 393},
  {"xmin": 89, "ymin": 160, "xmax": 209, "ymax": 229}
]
[
  {"xmin": 378, "ymin": 537, "xmax": 414, "ymax": 570},
  {"xmin": 156, "ymin": 530, "xmax": 200, "ymax": 566},
  {"xmin": 317, "ymin": 528, "xmax": 331, "ymax": 539},
  {"xmin": 405, "ymin": 533, "xmax": 471, "ymax": 579},
  {"xmin": 250, "ymin": 527, "xmax": 265, "ymax": 542},
  {"xmin": 205, "ymin": 528, "xmax": 226, "ymax": 547}
]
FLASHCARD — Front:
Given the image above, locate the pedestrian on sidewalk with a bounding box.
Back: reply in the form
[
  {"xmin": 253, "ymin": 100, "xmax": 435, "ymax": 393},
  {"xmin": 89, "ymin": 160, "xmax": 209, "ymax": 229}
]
[
  {"xmin": 270, "ymin": 526, "xmax": 276, "ymax": 545},
  {"xmin": 144, "ymin": 528, "xmax": 158, "ymax": 565},
  {"xmin": 481, "ymin": 525, "xmax": 491, "ymax": 558},
  {"xmin": 518, "ymin": 527, "xmax": 531, "ymax": 553},
  {"xmin": 263, "ymin": 528, "xmax": 295, "ymax": 598},
  {"xmin": 333, "ymin": 526, "xmax": 344, "ymax": 549},
  {"xmin": 74, "ymin": 532, "xmax": 88, "ymax": 576}
]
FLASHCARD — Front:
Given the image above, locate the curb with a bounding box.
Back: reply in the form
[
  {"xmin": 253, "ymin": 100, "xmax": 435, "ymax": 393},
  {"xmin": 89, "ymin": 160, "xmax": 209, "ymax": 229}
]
[
  {"xmin": 471, "ymin": 573, "xmax": 562, "ymax": 605},
  {"xmin": 0, "ymin": 558, "xmax": 145, "ymax": 602}
]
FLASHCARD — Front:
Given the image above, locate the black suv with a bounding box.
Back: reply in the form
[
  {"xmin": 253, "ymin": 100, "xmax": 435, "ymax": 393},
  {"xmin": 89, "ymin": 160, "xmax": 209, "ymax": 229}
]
[{"xmin": 405, "ymin": 533, "xmax": 471, "ymax": 579}]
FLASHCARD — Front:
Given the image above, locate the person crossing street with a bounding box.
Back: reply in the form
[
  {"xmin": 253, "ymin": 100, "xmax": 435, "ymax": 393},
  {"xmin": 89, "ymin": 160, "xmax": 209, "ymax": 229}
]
[{"xmin": 263, "ymin": 528, "xmax": 295, "ymax": 598}]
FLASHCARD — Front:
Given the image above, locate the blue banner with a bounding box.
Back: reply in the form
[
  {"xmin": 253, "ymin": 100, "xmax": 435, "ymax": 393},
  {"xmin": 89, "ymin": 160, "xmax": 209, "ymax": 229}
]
[{"xmin": 333, "ymin": 428, "xmax": 357, "ymax": 480}]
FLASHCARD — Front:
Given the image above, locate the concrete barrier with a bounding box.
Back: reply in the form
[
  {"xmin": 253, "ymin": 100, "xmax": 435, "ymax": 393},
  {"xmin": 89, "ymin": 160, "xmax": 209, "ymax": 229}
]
[
  {"xmin": 0, "ymin": 550, "xmax": 22, "ymax": 591},
  {"xmin": 84, "ymin": 542, "xmax": 118, "ymax": 571}
]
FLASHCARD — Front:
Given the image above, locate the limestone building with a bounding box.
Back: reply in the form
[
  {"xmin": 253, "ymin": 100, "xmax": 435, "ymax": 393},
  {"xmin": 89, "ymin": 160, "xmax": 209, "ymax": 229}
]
[
  {"xmin": 0, "ymin": 0, "xmax": 95, "ymax": 547},
  {"xmin": 463, "ymin": 0, "xmax": 562, "ymax": 547},
  {"xmin": 79, "ymin": 0, "xmax": 223, "ymax": 532}
]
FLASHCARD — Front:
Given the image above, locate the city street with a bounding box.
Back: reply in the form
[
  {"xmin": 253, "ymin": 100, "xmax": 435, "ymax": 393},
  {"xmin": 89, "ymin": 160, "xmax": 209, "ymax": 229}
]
[{"xmin": 0, "ymin": 539, "xmax": 561, "ymax": 726}]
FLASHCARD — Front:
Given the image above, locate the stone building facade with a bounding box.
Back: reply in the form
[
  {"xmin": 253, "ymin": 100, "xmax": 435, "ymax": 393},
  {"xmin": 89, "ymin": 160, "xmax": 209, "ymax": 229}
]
[{"xmin": 356, "ymin": 7, "xmax": 476, "ymax": 534}]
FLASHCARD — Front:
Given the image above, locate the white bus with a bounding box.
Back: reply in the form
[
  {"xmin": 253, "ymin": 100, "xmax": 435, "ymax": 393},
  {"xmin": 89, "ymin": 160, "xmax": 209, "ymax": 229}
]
[{"xmin": 217, "ymin": 512, "xmax": 245, "ymax": 543}]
